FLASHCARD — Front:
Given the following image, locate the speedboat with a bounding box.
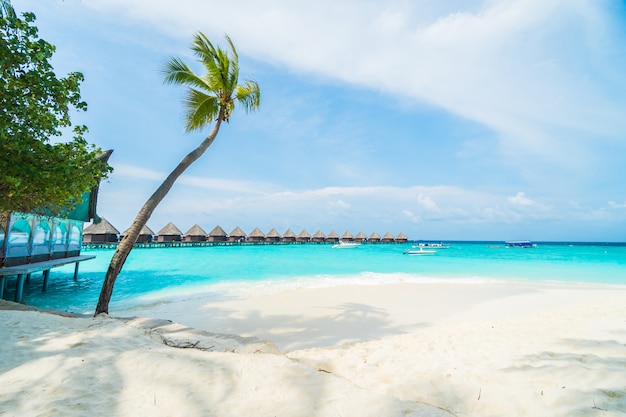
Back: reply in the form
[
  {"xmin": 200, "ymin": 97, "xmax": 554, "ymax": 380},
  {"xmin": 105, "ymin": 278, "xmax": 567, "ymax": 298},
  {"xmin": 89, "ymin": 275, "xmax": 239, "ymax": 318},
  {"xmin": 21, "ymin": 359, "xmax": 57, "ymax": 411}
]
[
  {"xmin": 332, "ymin": 241, "xmax": 362, "ymax": 249},
  {"xmin": 505, "ymin": 240, "xmax": 537, "ymax": 248},
  {"xmin": 418, "ymin": 242, "xmax": 450, "ymax": 249},
  {"xmin": 404, "ymin": 247, "xmax": 436, "ymax": 255}
]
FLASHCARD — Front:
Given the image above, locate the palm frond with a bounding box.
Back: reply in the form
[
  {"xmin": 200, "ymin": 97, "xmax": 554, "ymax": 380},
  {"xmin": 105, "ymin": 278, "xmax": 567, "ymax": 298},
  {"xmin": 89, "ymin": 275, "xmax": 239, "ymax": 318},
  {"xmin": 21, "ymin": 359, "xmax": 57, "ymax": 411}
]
[
  {"xmin": 235, "ymin": 80, "xmax": 261, "ymax": 113},
  {"xmin": 183, "ymin": 89, "xmax": 220, "ymax": 132},
  {"xmin": 191, "ymin": 32, "xmax": 217, "ymax": 63},
  {"xmin": 214, "ymin": 47, "xmax": 233, "ymax": 93},
  {"xmin": 162, "ymin": 57, "xmax": 208, "ymax": 92},
  {"xmin": 191, "ymin": 32, "xmax": 230, "ymax": 93},
  {"xmin": 224, "ymin": 35, "xmax": 240, "ymax": 91},
  {"xmin": 164, "ymin": 32, "xmax": 260, "ymax": 130}
]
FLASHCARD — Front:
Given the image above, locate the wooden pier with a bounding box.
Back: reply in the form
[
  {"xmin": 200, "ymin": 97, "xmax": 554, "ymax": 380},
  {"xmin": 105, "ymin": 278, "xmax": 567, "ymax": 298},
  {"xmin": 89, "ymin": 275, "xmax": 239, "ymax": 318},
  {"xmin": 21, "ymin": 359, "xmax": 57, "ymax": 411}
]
[
  {"xmin": 83, "ymin": 241, "xmax": 320, "ymax": 250},
  {"xmin": 0, "ymin": 255, "xmax": 95, "ymax": 303},
  {"xmin": 81, "ymin": 240, "xmax": 405, "ymax": 250}
]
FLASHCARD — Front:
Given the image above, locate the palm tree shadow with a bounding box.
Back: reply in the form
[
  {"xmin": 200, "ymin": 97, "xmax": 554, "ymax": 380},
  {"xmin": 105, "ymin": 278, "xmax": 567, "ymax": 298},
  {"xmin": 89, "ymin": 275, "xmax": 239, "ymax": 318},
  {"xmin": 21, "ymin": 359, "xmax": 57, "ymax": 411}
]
[
  {"xmin": 1, "ymin": 307, "xmax": 451, "ymax": 417},
  {"xmin": 196, "ymin": 301, "xmax": 428, "ymax": 352},
  {"xmin": 0, "ymin": 309, "xmax": 241, "ymax": 416}
]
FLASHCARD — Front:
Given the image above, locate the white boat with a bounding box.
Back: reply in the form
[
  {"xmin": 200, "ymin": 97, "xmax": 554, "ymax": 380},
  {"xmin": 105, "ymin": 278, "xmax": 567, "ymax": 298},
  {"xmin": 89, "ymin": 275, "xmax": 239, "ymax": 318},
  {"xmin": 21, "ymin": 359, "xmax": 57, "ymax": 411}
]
[
  {"xmin": 418, "ymin": 242, "xmax": 450, "ymax": 249},
  {"xmin": 404, "ymin": 247, "xmax": 436, "ymax": 255},
  {"xmin": 332, "ymin": 241, "xmax": 362, "ymax": 249}
]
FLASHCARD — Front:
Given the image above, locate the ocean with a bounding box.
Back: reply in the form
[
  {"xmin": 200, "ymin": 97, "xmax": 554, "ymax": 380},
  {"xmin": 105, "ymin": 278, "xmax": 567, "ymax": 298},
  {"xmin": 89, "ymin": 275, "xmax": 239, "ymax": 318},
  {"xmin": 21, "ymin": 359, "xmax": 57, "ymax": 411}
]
[{"xmin": 11, "ymin": 241, "xmax": 626, "ymax": 314}]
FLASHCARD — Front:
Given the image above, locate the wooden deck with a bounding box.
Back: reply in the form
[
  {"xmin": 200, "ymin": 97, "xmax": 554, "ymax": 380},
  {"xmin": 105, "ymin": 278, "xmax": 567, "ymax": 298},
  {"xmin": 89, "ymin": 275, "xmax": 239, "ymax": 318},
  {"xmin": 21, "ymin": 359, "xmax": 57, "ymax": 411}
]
[{"xmin": 0, "ymin": 255, "xmax": 96, "ymax": 302}]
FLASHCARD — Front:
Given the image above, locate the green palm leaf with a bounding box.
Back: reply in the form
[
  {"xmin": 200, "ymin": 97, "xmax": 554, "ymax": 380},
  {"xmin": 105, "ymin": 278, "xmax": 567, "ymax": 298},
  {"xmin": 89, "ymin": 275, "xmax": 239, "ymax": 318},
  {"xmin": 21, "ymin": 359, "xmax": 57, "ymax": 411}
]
[{"xmin": 163, "ymin": 32, "xmax": 259, "ymax": 131}]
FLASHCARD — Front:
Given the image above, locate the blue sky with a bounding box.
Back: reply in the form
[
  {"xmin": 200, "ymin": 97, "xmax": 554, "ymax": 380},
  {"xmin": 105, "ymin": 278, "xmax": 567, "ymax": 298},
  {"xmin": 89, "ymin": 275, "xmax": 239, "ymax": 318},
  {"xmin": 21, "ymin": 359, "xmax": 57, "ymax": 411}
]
[{"xmin": 16, "ymin": 0, "xmax": 626, "ymax": 241}]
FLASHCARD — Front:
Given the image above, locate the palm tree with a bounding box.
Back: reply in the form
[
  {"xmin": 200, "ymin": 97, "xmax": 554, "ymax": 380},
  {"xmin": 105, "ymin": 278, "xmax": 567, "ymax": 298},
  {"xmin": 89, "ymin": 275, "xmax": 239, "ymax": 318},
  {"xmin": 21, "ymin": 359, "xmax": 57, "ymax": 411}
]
[{"xmin": 95, "ymin": 33, "xmax": 260, "ymax": 315}]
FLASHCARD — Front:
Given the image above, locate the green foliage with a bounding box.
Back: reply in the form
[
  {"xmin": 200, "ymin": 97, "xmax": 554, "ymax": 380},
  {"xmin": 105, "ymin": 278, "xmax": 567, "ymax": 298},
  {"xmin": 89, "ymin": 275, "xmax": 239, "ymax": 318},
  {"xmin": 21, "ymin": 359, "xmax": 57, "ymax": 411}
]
[
  {"xmin": 162, "ymin": 32, "xmax": 261, "ymax": 132},
  {"xmin": 0, "ymin": 3, "xmax": 112, "ymax": 216}
]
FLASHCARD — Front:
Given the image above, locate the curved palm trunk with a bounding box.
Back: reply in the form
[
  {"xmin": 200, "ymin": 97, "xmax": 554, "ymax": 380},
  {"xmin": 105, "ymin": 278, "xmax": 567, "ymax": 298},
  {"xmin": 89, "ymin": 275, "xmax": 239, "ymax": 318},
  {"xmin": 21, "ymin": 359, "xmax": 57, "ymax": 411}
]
[{"xmin": 94, "ymin": 115, "xmax": 223, "ymax": 315}]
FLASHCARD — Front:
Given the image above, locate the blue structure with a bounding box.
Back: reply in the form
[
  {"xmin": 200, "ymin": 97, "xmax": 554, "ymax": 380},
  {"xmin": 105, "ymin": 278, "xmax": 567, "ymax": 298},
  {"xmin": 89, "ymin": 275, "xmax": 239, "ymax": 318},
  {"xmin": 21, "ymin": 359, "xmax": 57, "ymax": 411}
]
[
  {"xmin": 0, "ymin": 150, "xmax": 112, "ymax": 302},
  {"xmin": 0, "ymin": 212, "xmax": 85, "ymax": 267},
  {"xmin": 505, "ymin": 240, "xmax": 537, "ymax": 248}
]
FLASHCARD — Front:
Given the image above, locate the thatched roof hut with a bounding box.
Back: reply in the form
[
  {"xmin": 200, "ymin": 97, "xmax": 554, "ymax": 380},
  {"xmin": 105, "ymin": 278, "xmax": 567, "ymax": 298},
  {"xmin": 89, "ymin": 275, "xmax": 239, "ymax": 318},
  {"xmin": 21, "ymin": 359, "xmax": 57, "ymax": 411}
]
[
  {"xmin": 247, "ymin": 227, "xmax": 265, "ymax": 242},
  {"xmin": 368, "ymin": 232, "xmax": 381, "ymax": 243},
  {"xmin": 354, "ymin": 231, "xmax": 367, "ymax": 243},
  {"xmin": 395, "ymin": 232, "xmax": 408, "ymax": 243},
  {"xmin": 265, "ymin": 228, "xmax": 281, "ymax": 242},
  {"xmin": 83, "ymin": 218, "xmax": 120, "ymax": 243},
  {"xmin": 281, "ymin": 228, "xmax": 296, "ymax": 242},
  {"xmin": 381, "ymin": 232, "xmax": 395, "ymax": 243},
  {"xmin": 311, "ymin": 230, "xmax": 326, "ymax": 243},
  {"xmin": 340, "ymin": 231, "xmax": 354, "ymax": 242},
  {"xmin": 228, "ymin": 226, "xmax": 246, "ymax": 242},
  {"xmin": 296, "ymin": 229, "xmax": 311, "ymax": 242},
  {"xmin": 326, "ymin": 230, "xmax": 340, "ymax": 243},
  {"xmin": 121, "ymin": 224, "xmax": 154, "ymax": 243},
  {"xmin": 156, "ymin": 222, "xmax": 183, "ymax": 242},
  {"xmin": 207, "ymin": 225, "xmax": 227, "ymax": 242},
  {"xmin": 184, "ymin": 224, "xmax": 207, "ymax": 242}
]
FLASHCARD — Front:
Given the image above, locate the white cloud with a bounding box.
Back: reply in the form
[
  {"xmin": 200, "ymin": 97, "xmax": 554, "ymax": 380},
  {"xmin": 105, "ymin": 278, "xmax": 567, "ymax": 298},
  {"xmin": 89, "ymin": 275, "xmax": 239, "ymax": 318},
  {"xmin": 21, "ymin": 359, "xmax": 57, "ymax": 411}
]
[
  {"xmin": 508, "ymin": 191, "xmax": 535, "ymax": 206},
  {"xmin": 507, "ymin": 192, "xmax": 555, "ymax": 216},
  {"xmin": 82, "ymin": 0, "xmax": 626, "ymax": 170},
  {"xmin": 402, "ymin": 209, "xmax": 421, "ymax": 223},
  {"xmin": 113, "ymin": 164, "xmax": 164, "ymax": 181},
  {"xmin": 40, "ymin": 0, "xmax": 624, "ymax": 240},
  {"xmin": 98, "ymin": 175, "xmax": 626, "ymax": 240},
  {"xmin": 112, "ymin": 163, "xmax": 273, "ymax": 194},
  {"xmin": 326, "ymin": 199, "xmax": 351, "ymax": 213},
  {"xmin": 608, "ymin": 201, "xmax": 626, "ymax": 210},
  {"xmin": 416, "ymin": 193, "xmax": 439, "ymax": 212}
]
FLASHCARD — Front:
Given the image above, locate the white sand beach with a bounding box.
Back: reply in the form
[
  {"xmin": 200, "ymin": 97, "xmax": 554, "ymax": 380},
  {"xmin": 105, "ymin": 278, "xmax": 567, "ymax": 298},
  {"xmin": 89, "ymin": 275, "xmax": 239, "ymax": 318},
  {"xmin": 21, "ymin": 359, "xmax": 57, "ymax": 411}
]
[{"xmin": 1, "ymin": 282, "xmax": 625, "ymax": 416}]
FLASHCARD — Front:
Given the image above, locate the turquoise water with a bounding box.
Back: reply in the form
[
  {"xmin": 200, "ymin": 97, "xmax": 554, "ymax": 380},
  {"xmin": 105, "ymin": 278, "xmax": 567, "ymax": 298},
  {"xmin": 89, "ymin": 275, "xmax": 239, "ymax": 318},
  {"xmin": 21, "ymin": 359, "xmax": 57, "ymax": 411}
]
[{"xmin": 11, "ymin": 242, "xmax": 626, "ymax": 314}]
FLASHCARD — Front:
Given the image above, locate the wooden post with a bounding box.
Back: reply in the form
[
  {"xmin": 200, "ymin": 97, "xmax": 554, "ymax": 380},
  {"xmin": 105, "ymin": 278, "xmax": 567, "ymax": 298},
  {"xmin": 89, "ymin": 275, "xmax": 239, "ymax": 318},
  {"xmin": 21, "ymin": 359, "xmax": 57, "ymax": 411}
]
[
  {"xmin": 15, "ymin": 273, "xmax": 25, "ymax": 303},
  {"xmin": 42, "ymin": 269, "xmax": 51, "ymax": 292},
  {"xmin": 73, "ymin": 262, "xmax": 79, "ymax": 280}
]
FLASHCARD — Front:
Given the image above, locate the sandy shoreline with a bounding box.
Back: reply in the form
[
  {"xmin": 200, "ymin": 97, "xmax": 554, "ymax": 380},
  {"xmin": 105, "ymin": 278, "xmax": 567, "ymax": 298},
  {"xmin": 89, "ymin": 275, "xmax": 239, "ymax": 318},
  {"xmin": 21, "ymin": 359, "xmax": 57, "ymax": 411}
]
[
  {"xmin": 1, "ymin": 281, "xmax": 625, "ymax": 416},
  {"xmin": 115, "ymin": 280, "xmax": 625, "ymax": 352}
]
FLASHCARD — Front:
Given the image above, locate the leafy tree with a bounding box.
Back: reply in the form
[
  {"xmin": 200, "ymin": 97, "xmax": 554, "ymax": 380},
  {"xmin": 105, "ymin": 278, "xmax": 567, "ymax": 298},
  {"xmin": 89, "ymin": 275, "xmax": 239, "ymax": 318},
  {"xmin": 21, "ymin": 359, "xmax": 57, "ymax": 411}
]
[
  {"xmin": 95, "ymin": 33, "xmax": 260, "ymax": 315},
  {"xmin": 0, "ymin": 2, "xmax": 112, "ymax": 216}
]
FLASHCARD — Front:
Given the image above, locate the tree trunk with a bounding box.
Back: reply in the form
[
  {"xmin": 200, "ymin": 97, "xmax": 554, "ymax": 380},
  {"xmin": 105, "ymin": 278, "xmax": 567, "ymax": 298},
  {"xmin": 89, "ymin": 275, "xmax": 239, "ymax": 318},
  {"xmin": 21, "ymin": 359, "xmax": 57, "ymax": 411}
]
[{"xmin": 94, "ymin": 117, "xmax": 223, "ymax": 315}]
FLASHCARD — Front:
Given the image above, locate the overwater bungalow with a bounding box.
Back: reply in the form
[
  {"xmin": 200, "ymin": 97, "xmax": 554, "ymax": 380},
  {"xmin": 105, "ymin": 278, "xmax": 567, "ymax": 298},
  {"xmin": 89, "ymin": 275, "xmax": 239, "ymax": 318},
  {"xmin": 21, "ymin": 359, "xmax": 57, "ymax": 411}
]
[
  {"xmin": 247, "ymin": 227, "xmax": 265, "ymax": 242},
  {"xmin": 83, "ymin": 218, "xmax": 120, "ymax": 243},
  {"xmin": 395, "ymin": 232, "xmax": 408, "ymax": 243},
  {"xmin": 326, "ymin": 230, "xmax": 340, "ymax": 243},
  {"xmin": 368, "ymin": 232, "xmax": 381, "ymax": 243},
  {"xmin": 207, "ymin": 225, "xmax": 227, "ymax": 242},
  {"xmin": 155, "ymin": 222, "xmax": 183, "ymax": 242},
  {"xmin": 381, "ymin": 232, "xmax": 395, "ymax": 243},
  {"xmin": 340, "ymin": 231, "xmax": 354, "ymax": 242},
  {"xmin": 281, "ymin": 228, "xmax": 296, "ymax": 243},
  {"xmin": 265, "ymin": 228, "xmax": 281, "ymax": 243},
  {"xmin": 311, "ymin": 230, "xmax": 326, "ymax": 243},
  {"xmin": 228, "ymin": 226, "xmax": 246, "ymax": 242},
  {"xmin": 296, "ymin": 229, "xmax": 311, "ymax": 243},
  {"xmin": 121, "ymin": 224, "xmax": 154, "ymax": 243},
  {"xmin": 354, "ymin": 231, "xmax": 367, "ymax": 243},
  {"xmin": 184, "ymin": 224, "xmax": 207, "ymax": 242}
]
